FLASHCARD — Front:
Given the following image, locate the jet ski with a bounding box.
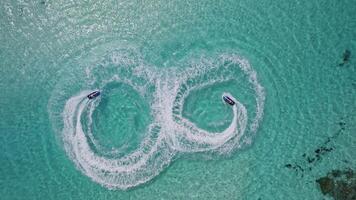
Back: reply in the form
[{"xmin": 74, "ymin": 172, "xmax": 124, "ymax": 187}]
[
  {"xmin": 87, "ymin": 91, "xmax": 100, "ymax": 99},
  {"xmin": 222, "ymin": 95, "xmax": 235, "ymax": 106}
]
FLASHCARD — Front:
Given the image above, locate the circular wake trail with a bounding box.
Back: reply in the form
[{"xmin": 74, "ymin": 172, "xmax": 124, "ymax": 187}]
[
  {"xmin": 167, "ymin": 92, "xmax": 247, "ymax": 153},
  {"xmin": 62, "ymin": 91, "xmax": 174, "ymax": 190},
  {"xmin": 168, "ymin": 55, "xmax": 265, "ymax": 154}
]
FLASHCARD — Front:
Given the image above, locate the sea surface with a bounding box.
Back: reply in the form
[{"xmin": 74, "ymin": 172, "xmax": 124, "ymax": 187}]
[{"xmin": 0, "ymin": 0, "xmax": 355, "ymax": 199}]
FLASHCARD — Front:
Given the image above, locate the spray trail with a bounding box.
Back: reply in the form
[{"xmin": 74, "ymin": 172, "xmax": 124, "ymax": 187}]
[{"xmin": 50, "ymin": 50, "xmax": 265, "ymax": 190}]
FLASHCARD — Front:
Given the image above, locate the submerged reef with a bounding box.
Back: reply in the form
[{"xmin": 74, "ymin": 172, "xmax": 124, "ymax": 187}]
[
  {"xmin": 316, "ymin": 168, "xmax": 356, "ymax": 200},
  {"xmin": 284, "ymin": 117, "xmax": 354, "ymax": 199},
  {"xmin": 339, "ymin": 49, "xmax": 351, "ymax": 66},
  {"xmin": 284, "ymin": 118, "xmax": 346, "ymax": 176}
]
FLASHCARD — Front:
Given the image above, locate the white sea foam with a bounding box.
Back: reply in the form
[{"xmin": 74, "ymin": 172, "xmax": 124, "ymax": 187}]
[
  {"xmin": 63, "ymin": 92, "xmax": 175, "ymax": 189},
  {"xmin": 52, "ymin": 50, "xmax": 265, "ymax": 190}
]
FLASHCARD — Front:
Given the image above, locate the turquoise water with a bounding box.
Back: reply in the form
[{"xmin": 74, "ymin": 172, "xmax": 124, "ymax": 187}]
[{"xmin": 1, "ymin": 0, "xmax": 355, "ymax": 199}]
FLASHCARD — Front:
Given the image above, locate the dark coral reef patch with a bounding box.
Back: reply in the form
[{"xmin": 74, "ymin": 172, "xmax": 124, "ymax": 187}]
[
  {"xmin": 284, "ymin": 118, "xmax": 346, "ymax": 176},
  {"xmin": 339, "ymin": 49, "xmax": 351, "ymax": 66},
  {"xmin": 316, "ymin": 168, "xmax": 356, "ymax": 200}
]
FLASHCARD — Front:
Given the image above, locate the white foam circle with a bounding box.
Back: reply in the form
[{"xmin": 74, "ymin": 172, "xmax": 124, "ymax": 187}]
[{"xmin": 167, "ymin": 55, "xmax": 265, "ymax": 154}]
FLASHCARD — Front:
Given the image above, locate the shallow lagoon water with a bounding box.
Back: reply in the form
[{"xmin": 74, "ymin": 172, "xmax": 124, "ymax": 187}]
[{"xmin": 0, "ymin": 0, "xmax": 355, "ymax": 199}]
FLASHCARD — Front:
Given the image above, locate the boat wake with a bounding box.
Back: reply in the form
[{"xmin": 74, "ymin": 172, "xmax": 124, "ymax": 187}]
[{"xmin": 49, "ymin": 50, "xmax": 265, "ymax": 190}]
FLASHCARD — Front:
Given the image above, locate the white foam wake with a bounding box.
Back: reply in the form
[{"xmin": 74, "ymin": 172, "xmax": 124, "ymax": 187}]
[
  {"xmin": 55, "ymin": 52, "xmax": 265, "ymax": 190},
  {"xmin": 62, "ymin": 91, "xmax": 174, "ymax": 189}
]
